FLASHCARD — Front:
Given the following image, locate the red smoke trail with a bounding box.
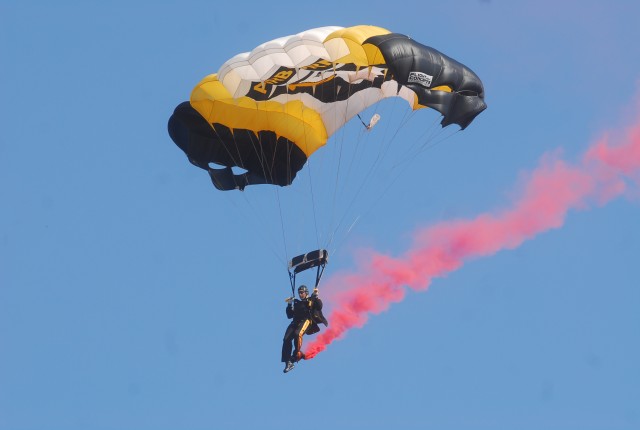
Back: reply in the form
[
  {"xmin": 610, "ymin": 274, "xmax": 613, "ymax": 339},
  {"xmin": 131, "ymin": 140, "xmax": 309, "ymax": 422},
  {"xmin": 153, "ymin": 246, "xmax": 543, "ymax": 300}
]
[{"xmin": 305, "ymin": 110, "xmax": 640, "ymax": 360}]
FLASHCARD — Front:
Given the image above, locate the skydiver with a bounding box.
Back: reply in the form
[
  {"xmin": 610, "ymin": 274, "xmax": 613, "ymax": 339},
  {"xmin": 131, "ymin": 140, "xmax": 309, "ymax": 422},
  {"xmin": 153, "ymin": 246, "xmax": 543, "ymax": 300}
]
[{"xmin": 281, "ymin": 285, "xmax": 328, "ymax": 373}]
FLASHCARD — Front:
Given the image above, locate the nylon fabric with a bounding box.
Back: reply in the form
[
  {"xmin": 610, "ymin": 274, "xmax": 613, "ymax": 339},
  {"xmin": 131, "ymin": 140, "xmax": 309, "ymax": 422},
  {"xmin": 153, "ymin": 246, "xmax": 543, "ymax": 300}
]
[{"xmin": 169, "ymin": 24, "xmax": 486, "ymax": 190}]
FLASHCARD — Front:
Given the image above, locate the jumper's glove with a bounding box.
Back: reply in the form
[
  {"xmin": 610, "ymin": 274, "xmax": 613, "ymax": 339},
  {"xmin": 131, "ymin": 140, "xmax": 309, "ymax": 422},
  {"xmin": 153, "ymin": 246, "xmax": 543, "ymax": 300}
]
[
  {"xmin": 285, "ymin": 296, "xmax": 295, "ymax": 303},
  {"xmin": 312, "ymin": 288, "xmax": 319, "ymax": 297}
]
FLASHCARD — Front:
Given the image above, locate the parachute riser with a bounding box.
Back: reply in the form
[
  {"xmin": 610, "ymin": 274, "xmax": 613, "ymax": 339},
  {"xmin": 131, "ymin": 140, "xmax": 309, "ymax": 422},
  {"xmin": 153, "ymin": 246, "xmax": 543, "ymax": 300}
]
[
  {"xmin": 314, "ymin": 262, "xmax": 326, "ymax": 289},
  {"xmin": 289, "ymin": 271, "xmax": 296, "ymax": 305},
  {"xmin": 287, "ymin": 249, "xmax": 329, "ymax": 300},
  {"xmin": 287, "ymin": 260, "xmax": 327, "ymax": 297}
]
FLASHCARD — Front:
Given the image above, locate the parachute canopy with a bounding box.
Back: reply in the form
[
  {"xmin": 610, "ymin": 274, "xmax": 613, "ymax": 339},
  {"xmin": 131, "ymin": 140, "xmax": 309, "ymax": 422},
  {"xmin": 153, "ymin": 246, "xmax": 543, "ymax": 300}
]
[{"xmin": 168, "ymin": 25, "xmax": 486, "ymax": 191}]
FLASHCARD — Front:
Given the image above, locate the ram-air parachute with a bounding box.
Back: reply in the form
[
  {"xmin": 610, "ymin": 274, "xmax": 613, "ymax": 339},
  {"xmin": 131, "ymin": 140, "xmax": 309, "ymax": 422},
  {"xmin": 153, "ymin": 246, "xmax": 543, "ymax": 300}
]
[{"xmin": 168, "ymin": 25, "xmax": 486, "ymax": 191}]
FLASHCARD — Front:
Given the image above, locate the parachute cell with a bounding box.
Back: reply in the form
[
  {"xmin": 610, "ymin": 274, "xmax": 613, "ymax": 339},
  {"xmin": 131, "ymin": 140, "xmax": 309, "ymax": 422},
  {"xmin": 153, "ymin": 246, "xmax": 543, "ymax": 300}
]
[{"xmin": 168, "ymin": 25, "xmax": 486, "ymax": 191}]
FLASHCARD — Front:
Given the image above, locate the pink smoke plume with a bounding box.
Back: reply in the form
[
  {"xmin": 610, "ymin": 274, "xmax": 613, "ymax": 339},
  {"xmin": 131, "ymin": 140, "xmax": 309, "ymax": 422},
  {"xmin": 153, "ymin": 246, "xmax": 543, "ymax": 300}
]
[{"xmin": 305, "ymin": 109, "xmax": 640, "ymax": 360}]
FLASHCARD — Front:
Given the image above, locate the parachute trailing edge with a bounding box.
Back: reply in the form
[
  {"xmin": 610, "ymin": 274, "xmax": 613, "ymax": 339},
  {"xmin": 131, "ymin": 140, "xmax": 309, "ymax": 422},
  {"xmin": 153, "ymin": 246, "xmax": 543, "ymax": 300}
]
[
  {"xmin": 168, "ymin": 25, "xmax": 486, "ymax": 191},
  {"xmin": 168, "ymin": 101, "xmax": 306, "ymax": 190}
]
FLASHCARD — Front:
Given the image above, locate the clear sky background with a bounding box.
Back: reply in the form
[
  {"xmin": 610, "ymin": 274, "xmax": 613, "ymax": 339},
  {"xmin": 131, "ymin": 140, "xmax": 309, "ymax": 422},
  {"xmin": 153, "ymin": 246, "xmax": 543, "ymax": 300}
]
[{"xmin": 2, "ymin": 1, "xmax": 639, "ymax": 429}]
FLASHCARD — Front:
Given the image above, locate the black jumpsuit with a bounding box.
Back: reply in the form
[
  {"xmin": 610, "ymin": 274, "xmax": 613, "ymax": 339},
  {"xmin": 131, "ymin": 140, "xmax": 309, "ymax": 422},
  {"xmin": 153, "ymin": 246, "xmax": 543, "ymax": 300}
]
[{"xmin": 281, "ymin": 296, "xmax": 323, "ymax": 363}]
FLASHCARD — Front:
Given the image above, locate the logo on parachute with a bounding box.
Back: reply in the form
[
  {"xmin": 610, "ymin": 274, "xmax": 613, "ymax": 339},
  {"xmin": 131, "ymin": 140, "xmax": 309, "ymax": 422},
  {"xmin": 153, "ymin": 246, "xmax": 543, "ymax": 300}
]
[
  {"xmin": 407, "ymin": 71, "xmax": 433, "ymax": 88},
  {"xmin": 247, "ymin": 61, "xmax": 366, "ymax": 102},
  {"xmin": 251, "ymin": 60, "xmax": 336, "ymax": 96}
]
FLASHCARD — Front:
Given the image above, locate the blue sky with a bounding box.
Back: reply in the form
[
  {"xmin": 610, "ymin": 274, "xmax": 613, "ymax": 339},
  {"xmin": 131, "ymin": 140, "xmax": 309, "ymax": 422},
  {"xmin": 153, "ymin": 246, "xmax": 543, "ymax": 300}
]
[{"xmin": 2, "ymin": 1, "xmax": 639, "ymax": 429}]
